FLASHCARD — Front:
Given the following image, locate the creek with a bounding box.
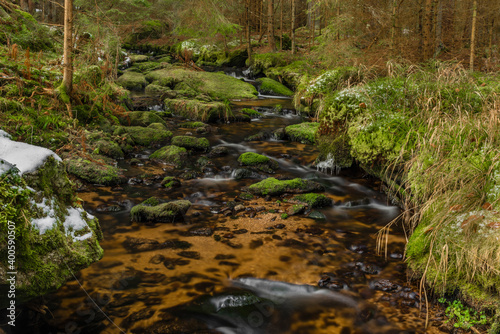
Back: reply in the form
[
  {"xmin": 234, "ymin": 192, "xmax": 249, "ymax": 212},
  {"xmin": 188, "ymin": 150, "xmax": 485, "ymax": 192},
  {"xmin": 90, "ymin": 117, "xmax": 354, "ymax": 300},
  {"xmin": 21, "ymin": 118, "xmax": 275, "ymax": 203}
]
[{"xmin": 23, "ymin": 75, "xmax": 444, "ymax": 334}]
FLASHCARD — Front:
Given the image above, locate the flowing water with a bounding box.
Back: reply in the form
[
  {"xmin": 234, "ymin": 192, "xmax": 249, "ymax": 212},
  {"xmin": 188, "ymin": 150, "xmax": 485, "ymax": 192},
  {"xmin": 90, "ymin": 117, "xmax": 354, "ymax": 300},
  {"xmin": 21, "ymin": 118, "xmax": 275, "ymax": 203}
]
[{"xmin": 16, "ymin": 90, "xmax": 447, "ymax": 333}]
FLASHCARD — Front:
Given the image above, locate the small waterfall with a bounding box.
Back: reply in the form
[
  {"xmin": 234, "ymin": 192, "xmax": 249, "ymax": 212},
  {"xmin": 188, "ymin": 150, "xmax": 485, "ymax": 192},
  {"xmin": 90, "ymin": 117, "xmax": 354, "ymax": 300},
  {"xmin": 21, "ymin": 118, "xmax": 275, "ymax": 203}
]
[{"xmin": 316, "ymin": 153, "xmax": 342, "ymax": 175}]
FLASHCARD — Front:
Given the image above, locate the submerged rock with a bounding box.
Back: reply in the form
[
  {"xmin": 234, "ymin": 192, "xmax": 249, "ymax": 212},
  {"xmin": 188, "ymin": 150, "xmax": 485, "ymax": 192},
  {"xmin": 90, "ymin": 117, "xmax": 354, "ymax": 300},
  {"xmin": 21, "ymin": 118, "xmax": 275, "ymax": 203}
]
[
  {"xmin": 118, "ymin": 111, "xmax": 166, "ymax": 127},
  {"xmin": 130, "ymin": 197, "xmax": 191, "ymax": 223},
  {"xmin": 0, "ymin": 135, "xmax": 103, "ymax": 307},
  {"xmin": 292, "ymin": 193, "xmax": 333, "ymax": 208},
  {"xmin": 284, "ymin": 122, "xmax": 319, "ymax": 144}
]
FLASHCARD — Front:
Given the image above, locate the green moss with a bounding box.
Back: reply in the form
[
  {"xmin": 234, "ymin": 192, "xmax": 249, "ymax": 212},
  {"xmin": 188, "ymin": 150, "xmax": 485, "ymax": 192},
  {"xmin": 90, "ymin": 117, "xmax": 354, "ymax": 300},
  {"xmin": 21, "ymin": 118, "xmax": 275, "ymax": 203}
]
[
  {"xmin": 149, "ymin": 145, "xmax": 188, "ymax": 168},
  {"xmin": 238, "ymin": 152, "xmax": 270, "ymax": 165},
  {"xmin": 179, "ymin": 121, "xmax": 207, "ymax": 128},
  {"xmin": 164, "ymin": 99, "xmax": 227, "ymax": 122},
  {"xmin": 147, "ymin": 122, "xmax": 168, "ymax": 131},
  {"xmin": 130, "ymin": 199, "xmax": 191, "ymax": 223},
  {"xmin": 257, "ymin": 78, "xmax": 294, "ymax": 97},
  {"xmin": 171, "ymin": 135, "xmax": 210, "ymax": 151},
  {"xmin": 161, "ymin": 176, "xmax": 181, "ymax": 189},
  {"xmin": 292, "ymin": 193, "xmax": 333, "ymax": 208},
  {"xmin": 241, "ymin": 108, "xmax": 262, "ymax": 117},
  {"xmin": 285, "ymin": 122, "xmax": 319, "ymax": 144},
  {"xmin": 145, "ymin": 83, "xmax": 171, "ymax": 95},
  {"xmin": 281, "ymin": 213, "xmax": 289, "ymax": 219},
  {"xmin": 95, "ymin": 140, "xmax": 124, "ymax": 159},
  {"xmin": 119, "ymin": 111, "xmax": 166, "ymax": 127},
  {"xmin": 237, "ymin": 152, "xmax": 278, "ymax": 173},
  {"xmin": 249, "ymin": 53, "xmax": 287, "ymax": 75},
  {"xmin": 316, "ymin": 134, "xmax": 353, "ymax": 169},
  {"xmin": 239, "ymin": 192, "xmax": 254, "ymax": 200},
  {"xmin": 116, "ymin": 70, "xmax": 147, "ymax": 91},
  {"xmin": 147, "ymin": 68, "xmax": 257, "ymax": 100},
  {"xmin": 129, "ymin": 55, "xmax": 149, "ymax": 63},
  {"xmin": 113, "ymin": 125, "xmax": 172, "ymax": 146},
  {"xmin": 65, "ymin": 156, "xmax": 123, "ymax": 185},
  {"xmin": 248, "ymin": 177, "xmax": 324, "ymax": 196}
]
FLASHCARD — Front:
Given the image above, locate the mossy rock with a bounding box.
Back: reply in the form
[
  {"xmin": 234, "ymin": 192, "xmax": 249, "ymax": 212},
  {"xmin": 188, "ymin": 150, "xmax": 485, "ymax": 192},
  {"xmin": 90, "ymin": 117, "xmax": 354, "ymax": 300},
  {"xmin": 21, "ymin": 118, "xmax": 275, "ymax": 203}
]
[
  {"xmin": 241, "ymin": 108, "xmax": 262, "ymax": 118},
  {"xmin": 164, "ymin": 99, "xmax": 227, "ymax": 122},
  {"xmin": 257, "ymin": 78, "xmax": 294, "ymax": 97},
  {"xmin": 250, "ymin": 53, "xmax": 287, "ymax": 75},
  {"xmin": 65, "ymin": 156, "xmax": 124, "ymax": 185},
  {"xmin": 116, "ymin": 70, "xmax": 147, "ymax": 91},
  {"xmin": 286, "ymin": 203, "xmax": 306, "ymax": 215},
  {"xmin": 147, "ymin": 123, "xmax": 168, "ymax": 131},
  {"xmin": 129, "ymin": 54, "xmax": 149, "ymax": 63},
  {"xmin": 316, "ymin": 134, "xmax": 353, "ymax": 169},
  {"xmin": 285, "ymin": 122, "xmax": 319, "ymax": 144},
  {"xmin": 145, "ymin": 84, "xmax": 171, "ymax": 95},
  {"xmin": 247, "ymin": 177, "xmax": 324, "ymax": 196},
  {"xmin": 95, "ymin": 140, "xmax": 124, "ymax": 159},
  {"xmin": 179, "ymin": 121, "xmax": 208, "ymax": 129},
  {"xmin": 119, "ymin": 111, "xmax": 166, "ymax": 127},
  {"xmin": 149, "ymin": 145, "xmax": 188, "ymax": 168},
  {"xmin": 208, "ymin": 146, "xmax": 229, "ymax": 157},
  {"xmin": 75, "ymin": 65, "xmax": 103, "ymax": 87},
  {"xmin": 292, "ymin": 193, "xmax": 333, "ymax": 208},
  {"xmin": 147, "ymin": 68, "xmax": 257, "ymax": 100},
  {"xmin": 130, "ymin": 198, "xmax": 191, "ymax": 223},
  {"xmin": 113, "ymin": 126, "xmax": 172, "ymax": 146},
  {"xmin": 0, "ymin": 156, "xmax": 103, "ymax": 307},
  {"xmin": 171, "ymin": 136, "xmax": 210, "ymax": 152},
  {"xmin": 237, "ymin": 152, "xmax": 278, "ymax": 173},
  {"xmin": 161, "ymin": 176, "xmax": 181, "ymax": 189}
]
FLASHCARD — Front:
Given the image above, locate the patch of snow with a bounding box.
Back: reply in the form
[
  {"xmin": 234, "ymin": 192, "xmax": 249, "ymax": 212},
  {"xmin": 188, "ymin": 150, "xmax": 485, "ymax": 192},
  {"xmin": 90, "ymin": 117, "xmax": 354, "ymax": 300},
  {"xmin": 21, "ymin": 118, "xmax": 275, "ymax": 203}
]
[
  {"xmin": 0, "ymin": 136, "xmax": 61, "ymax": 175},
  {"xmin": 32, "ymin": 216, "xmax": 57, "ymax": 235},
  {"xmin": 74, "ymin": 232, "xmax": 93, "ymax": 241},
  {"xmin": 0, "ymin": 130, "xmax": 11, "ymax": 138},
  {"xmin": 64, "ymin": 207, "xmax": 91, "ymax": 241}
]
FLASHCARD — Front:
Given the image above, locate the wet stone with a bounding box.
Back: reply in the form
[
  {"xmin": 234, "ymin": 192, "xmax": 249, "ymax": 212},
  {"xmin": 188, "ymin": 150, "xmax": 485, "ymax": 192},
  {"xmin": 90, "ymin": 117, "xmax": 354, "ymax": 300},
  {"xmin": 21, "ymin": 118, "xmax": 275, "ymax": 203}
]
[
  {"xmin": 218, "ymin": 261, "xmax": 240, "ymax": 268},
  {"xmin": 187, "ymin": 227, "xmax": 213, "ymax": 236},
  {"xmin": 349, "ymin": 244, "xmax": 369, "ymax": 254},
  {"xmin": 177, "ymin": 251, "xmax": 201, "ymax": 259},
  {"xmin": 214, "ymin": 254, "xmax": 235, "ymax": 260},
  {"xmin": 109, "ymin": 293, "xmax": 138, "ymax": 307},
  {"xmin": 233, "ymin": 229, "xmax": 248, "ymax": 234},
  {"xmin": 249, "ymin": 239, "xmax": 264, "ymax": 249},
  {"xmin": 163, "ymin": 258, "xmax": 191, "ymax": 270},
  {"xmin": 96, "ymin": 204, "xmax": 124, "ymax": 212},
  {"xmin": 121, "ymin": 309, "xmax": 155, "ymax": 329},
  {"xmin": 371, "ymin": 279, "xmax": 401, "ymax": 292},
  {"xmin": 149, "ymin": 254, "xmax": 166, "ymax": 264},
  {"xmin": 355, "ymin": 262, "xmax": 383, "ymax": 275}
]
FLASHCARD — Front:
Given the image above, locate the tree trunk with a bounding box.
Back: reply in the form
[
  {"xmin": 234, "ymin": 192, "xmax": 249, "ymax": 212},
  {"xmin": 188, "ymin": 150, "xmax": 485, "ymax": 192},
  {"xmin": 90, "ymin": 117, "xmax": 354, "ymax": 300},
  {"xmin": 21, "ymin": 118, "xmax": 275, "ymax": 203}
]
[
  {"xmin": 391, "ymin": 0, "xmax": 397, "ymax": 51},
  {"xmin": 291, "ymin": 0, "xmax": 296, "ymax": 54},
  {"xmin": 62, "ymin": 0, "xmax": 73, "ymax": 104},
  {"xmin": 435, "ymin": 0, "xmax": 442, "ymax": 55},
  {"xmin": 310, "ymin": 4, "xmax": 315, "ymax": 48},
  {"xmin": 422, "ymin": 0, "xmax": 433, "ymax": 61},
  {"xmin": 268, "ymin": 0, "xmax": 275, "ymax": 51},
  {"xmin": 280, "ymin": 0, "xmax": 283, "ymax": 50},
  {"xmin": 337, "ymin": 1, "xmax": 340, "ymax": 40},
  {"xmin": 246, "ymin": 0, "xmax": 252, "ymax": 65},
  {"xmin": 469, "ymin": 0, "xmax": 477, "ymax": 71},
  {"xmin": 20, "ymin": 0, "xmax": 28, "ymax": 11}
]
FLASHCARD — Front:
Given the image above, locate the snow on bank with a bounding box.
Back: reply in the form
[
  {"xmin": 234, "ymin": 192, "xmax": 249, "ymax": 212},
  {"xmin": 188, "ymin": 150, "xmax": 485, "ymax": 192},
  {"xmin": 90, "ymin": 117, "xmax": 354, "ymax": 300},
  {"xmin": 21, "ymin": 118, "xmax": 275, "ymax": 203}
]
[
  {"xmin": 0, "ymin": 130, "xmax": 62, "ymax": 175},
  {"xmin": 32, "ymin": 199, "xmax": 96, "ymax": 242}
]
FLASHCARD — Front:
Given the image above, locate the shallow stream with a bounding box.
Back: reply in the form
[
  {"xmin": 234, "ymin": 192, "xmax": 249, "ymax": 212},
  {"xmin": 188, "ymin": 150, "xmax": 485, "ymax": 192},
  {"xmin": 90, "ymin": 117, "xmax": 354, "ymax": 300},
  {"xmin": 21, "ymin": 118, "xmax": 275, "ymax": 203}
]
[{"xmin": 20, "ymin": 85, "xmax": 446, "ymax": 334}]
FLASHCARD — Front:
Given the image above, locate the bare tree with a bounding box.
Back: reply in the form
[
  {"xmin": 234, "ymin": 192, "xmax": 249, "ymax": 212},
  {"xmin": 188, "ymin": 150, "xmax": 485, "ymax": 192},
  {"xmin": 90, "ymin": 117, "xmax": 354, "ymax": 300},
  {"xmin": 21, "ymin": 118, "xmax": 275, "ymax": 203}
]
[
  {"xmin": 469, "ymin": 0, "xmax": 477, "ymax": 71},
  {"xmin": 268, "ymin": 0, "xmax": 276, "ymax": 51},
  {"xmin": 62, "ymin": 0, "xmax": 73, "ymax": 115}
]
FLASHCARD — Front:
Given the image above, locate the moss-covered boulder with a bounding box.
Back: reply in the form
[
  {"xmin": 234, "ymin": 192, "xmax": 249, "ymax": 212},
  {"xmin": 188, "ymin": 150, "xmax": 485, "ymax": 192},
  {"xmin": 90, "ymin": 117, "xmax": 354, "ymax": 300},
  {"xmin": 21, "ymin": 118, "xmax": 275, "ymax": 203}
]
[
  {"xmin": 130, "ymin": 197, "xmax": 191, "ymax": 223},
  {"xmin": 164, "ymin": 99, "xmax": 227, "ymax": 122},
  {"xmin": 285, "ymin": 122, "xmax": 319, "ymax": 144},
  {"xmin": 161, "ymin": 176, "xmax": 181, "ymax": 189},
  {"xmin": 119, "ymin": 111, "xmax": 166, "ymax": 127},
  {"xmin": 145, "ymin": 83, "xmax": 171, "ymax": 95},
  {"xmin": 237, "ymin": 152, "xmax": 278, "ymax": 173},
  {"xmin": 316, "ymin": 134, "xmax": 353, "ymax": 169},
  {"xmin": 171, "ymin": 136, "xmax": 210, "ymax": 151},
  {"xmin": 113, "ymin": 126, "xmax": 172, "ymax": 146},
  {"xmin": 65, "ymin": 155, "xmax": 125, "ymax": 185},
  {"xmin": 247, "ymin": 177, "xmax": 324, "ymax": 196},
  {"xmin": 129, "ymin": 54, "xmax": 149, "ymax": 63},
  {"xmin": 292, "ymin": 193, "xmax": 333, "ymax": 208},
  {"xmin": 147, "ymin": 68, "xmax": 258, "ymax": 100},
  {"xmin": 149, "ymin": 145, "xmax": 188, "ymax": 168},
  {"xmin": 241, "ymin": 108, "xmax": 262, "ymax": 118},
  {"xmin": 116, "ymin": 70, "xmax": 147, "ymax": 91},
  {"xmin": 95, "ymin": 139, "xmax": 124, "ymax": 159},
  {"xmin": 257, "ymin": 78, "xmax": 294, "ymax": 97},
  {"xmin": 0, "ymin": 136, "xmax": 102, "ymax": 307}
]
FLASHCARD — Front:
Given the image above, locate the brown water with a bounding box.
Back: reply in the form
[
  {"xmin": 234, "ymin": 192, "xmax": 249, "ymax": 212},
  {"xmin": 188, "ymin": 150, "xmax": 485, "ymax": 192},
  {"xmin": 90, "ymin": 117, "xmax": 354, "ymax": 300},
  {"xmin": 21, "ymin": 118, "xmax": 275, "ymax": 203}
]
[{"xmin": 19, "ymin": 97, "xmax": 447, "ymax": 333}]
